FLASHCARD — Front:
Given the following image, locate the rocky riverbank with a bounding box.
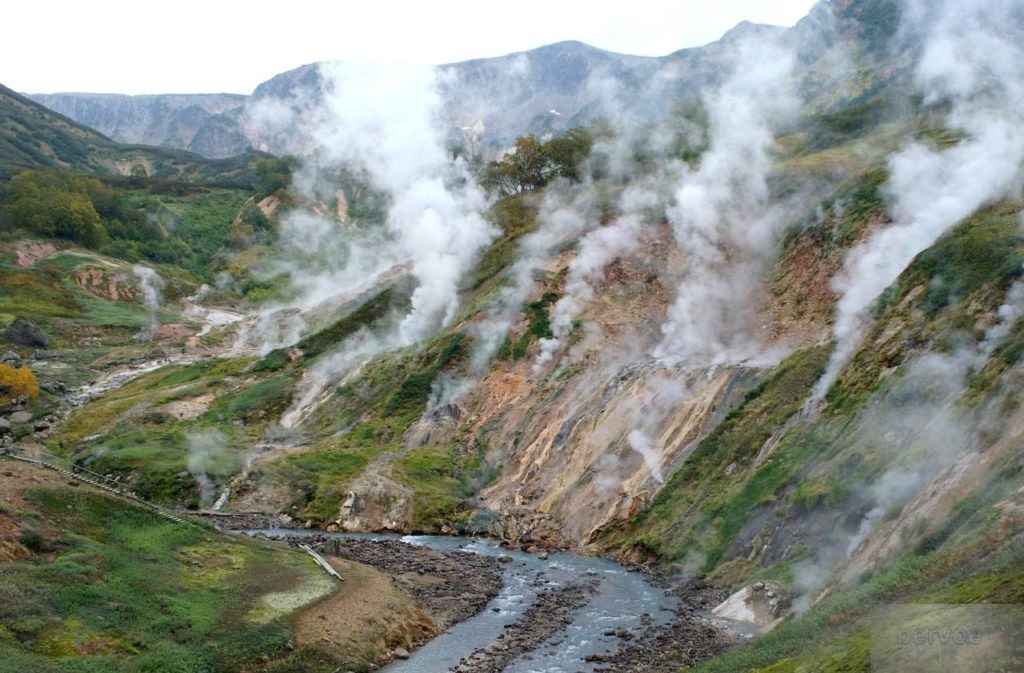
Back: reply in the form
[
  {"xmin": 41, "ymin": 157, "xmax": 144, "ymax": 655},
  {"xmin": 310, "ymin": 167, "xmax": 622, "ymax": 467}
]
[
  {"xmin": 291, "ymin": 535, "xmax": 505, "ymax": 630},
  {"xmin": 248, "ymin": 532, "xmax": 744, "ymax": 672},
  {"xmin": 450, "ymin": 578, "xmax": 601, "ymax": 673},
  {"xmin": 593, "ymin": 575, "xmax": 740, "ymax": 672}
]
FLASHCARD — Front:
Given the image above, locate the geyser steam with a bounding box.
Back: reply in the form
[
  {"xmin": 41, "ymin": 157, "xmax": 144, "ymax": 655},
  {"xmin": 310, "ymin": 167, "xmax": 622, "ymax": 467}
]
[
  {"xmin": 249, "ymin": 62, "xmax": 498, "ymax": 427},
  {"xmin": 810, "ymin": 0, "xmax": 1024, "ymax": 403},
  {"xmin": 654, "ymin": 38, "xmax": 797, "ymax": 366},
  {"xmin": 133, "ymin": 265, "xmax": 164, "ymax": 341}
]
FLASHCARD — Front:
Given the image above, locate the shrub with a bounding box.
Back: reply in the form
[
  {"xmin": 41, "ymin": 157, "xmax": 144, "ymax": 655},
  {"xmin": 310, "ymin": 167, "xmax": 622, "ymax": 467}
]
[{"xmin": 0, "ymin": 363, "xmax": 39, "ymax": 402}]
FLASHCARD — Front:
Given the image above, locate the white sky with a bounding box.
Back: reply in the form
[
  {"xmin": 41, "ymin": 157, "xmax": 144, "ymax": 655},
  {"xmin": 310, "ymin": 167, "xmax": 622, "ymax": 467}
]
[{"xmin": 6, "ymin": 0, "xmax": 819, "ymax": 95}]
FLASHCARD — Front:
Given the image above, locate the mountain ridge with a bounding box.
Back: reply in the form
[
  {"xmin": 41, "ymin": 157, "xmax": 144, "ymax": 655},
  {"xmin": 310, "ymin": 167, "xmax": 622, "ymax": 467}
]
[{"xmin": 24, "ymin": 14, "xmax": 816, "ymax": 158}]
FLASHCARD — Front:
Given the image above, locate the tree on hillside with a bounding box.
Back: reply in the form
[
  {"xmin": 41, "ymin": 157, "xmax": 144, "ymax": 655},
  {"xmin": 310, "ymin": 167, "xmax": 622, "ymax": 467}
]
[
  {"xmin": 253, "ymin": 157, "xmax": 296, "ymax": 198},
  {"xmin": 4, "ymin": 171, "xmax": 107, "ymax": 247},
  {"xmin": 543, "ymin": 127, "xmax": 593, "ymax": 181},
  {"xmin": 482, "ymin": 128, "xmax": 594, "ymax": 197}
]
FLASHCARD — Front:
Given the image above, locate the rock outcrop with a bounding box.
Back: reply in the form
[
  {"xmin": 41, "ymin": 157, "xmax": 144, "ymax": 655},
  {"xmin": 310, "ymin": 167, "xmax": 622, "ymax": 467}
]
[{"xmin": 3, "ymin": 318, "xmax": 48, "ymax": 349}]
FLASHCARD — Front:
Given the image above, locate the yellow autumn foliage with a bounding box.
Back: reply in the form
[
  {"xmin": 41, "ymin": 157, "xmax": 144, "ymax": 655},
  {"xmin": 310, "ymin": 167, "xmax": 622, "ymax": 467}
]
[{"xmin": 0, "ymin": 364, "xmax": 39, "ymax": 403}]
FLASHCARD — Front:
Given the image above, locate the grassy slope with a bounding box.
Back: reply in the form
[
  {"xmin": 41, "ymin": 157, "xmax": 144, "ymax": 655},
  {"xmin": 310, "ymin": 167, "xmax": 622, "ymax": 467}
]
[
  {"xmin": 0, "ymin": 83, "xmax": 114, "ymax": 177},
  {"xmin": 0, "ymin": 467, "xmax": 336, "ymax": 673},
  {"xmin": 52, "ymin": 192, "xmax": 536, "ymax": 524},
  {"xmin": 54, "ymin": 358, "xmax": 258, "ymax": 507},
  {"xmin": 595, "ymin": 193, "xmax": 1024, "ymax": 669},
  {"xmin": 0, "ymin": 245, "xmax": 187, "ymax": 341},
  {"xmin": 695, "ymin": 462, "xmax": 1024, "ymax": 673},
  {"xmin": 0, "ymin": 83, "xmax": 271, "ymax": 187}
]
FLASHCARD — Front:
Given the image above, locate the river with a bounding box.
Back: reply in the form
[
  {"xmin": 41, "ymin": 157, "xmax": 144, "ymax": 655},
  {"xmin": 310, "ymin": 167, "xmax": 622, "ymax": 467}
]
[{"xmin": 248, "ymin": 530, "xmax": 678, "ymax": 673}]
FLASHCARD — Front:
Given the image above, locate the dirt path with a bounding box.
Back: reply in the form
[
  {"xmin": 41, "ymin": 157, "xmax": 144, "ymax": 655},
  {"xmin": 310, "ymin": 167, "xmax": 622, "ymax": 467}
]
[{"xmin": 293, "ymin": 555, "xmax": 438, "ymax": 659}]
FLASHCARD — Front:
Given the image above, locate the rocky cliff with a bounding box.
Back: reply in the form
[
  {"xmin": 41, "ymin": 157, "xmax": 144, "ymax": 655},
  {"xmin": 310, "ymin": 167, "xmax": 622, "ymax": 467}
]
[{"xmin": 28, "ymin": 92, "xmax": 250, "ymax": 158}]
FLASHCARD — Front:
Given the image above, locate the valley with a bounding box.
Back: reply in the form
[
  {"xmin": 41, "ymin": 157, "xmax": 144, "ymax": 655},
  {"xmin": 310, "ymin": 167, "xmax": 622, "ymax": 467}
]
[{"xmin": 3, "ymin": 0, "xmax": 1024, "ymax": 671}]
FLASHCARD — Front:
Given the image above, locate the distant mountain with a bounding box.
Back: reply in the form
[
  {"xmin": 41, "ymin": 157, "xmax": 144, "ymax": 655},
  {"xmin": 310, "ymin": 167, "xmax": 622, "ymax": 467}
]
[
  {"xmin": 27, "ymin": 92, "xmax": 250, "ymax": 159},
  {"xmin": 0, "ymin": 83, "xmax": 273, "ymax": 186},
  {"xmin": 25, "ymin": 0, "xmax": 911, "ymax": 159}
]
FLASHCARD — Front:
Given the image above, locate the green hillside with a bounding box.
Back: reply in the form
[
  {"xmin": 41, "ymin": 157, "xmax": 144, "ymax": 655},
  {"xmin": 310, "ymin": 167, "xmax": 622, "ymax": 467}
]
[{"xmin": 0, "ymin": 83, "xmax": 276, "ymax": 188}]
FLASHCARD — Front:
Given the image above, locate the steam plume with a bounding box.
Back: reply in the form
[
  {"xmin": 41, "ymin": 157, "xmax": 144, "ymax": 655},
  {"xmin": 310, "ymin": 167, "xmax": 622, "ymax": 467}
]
[
  {"xmin": 810, "ymin": 0, "xmax": 1024, "ymax": 403},
  {"xmin": 133, "ymin": 265, "xmax": 164, "ymax": 341},
  {"xmin": 248, "ymin": 62, "xmax": 498, "ymax": 427},
  {"xmin": 654, "ymin": 39, "xmax": 797, "ymax": 366},
  {"xmin": 186, "ymin": 430, "xmax": 229, "ymax": 507},
  {"xmin": 535, "ymin": 182, "xmax": 660, "ymax": 373}
]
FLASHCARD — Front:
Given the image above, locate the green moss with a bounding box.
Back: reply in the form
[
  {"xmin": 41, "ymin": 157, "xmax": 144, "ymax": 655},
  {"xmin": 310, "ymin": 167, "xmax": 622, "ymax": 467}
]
[
  {"xmin": 395, "ymin": 444, "xmax": 485, "ymax": 530},
  {"xmin": 784, "ymin": 169, "xmax": 886, "ymax": 254},
  {"xmin": 500, "ymin": 290, "xmax": 559, "ymax": 362},
  {"xmin": 151, "ymin": 359, "xmax": 249, "ymax": 389},
  {"xmin": 269, "ymin": 444, "xmax": 371, "ymax": 522},
  {"xmin": 464, "ymin": 194, "xmax": 538, "ymax": 291},
  {"xmin": 909, "ymin": 203, "xmax": 1024, "ymax": 314},
  {"xmin": 77, "ymin": 425, "xmax": 243, "ymax": 506},
  {"xmin": 251, "ymin": 348, "xmax": 289, "ymax": 373},
  {"xmin": 791, "ymin": 475, "xmax": 850, "ymax": 511},
  {"xmin": 827, "ymin": 201, "xmax": 1024, "ymax": 412}
]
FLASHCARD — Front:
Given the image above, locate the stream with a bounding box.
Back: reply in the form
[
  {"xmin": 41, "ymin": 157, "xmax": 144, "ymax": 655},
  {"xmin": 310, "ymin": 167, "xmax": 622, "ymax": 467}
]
[{"xmin": 249, "ymin": 530, "xmax": 678, "ymax": 673}]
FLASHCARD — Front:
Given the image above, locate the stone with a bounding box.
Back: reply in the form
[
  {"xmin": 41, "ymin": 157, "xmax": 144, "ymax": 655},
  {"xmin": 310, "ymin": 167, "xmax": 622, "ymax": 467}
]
[
  {"xmin": 0, "ymin": 417, "xmax": 10, "ymax": 434},
  {"xmin": 9, "ymin": 411, "xmax": 32, "ymax": 425},
  {"xmin": 0, "ymin": 351, "xmax": 22, "ymax": 367},
  {"xmin": 41, "ymin": 380, "xmax": 66, "ymax": 394},
  {"xmin": 3, "ymin": 318, "xmax": 48, "ymax": 349},
  {"xmin": 393, "ymin": 647, "xmax": 410, "ymax": 659},
  {"xmin": 34, "ymin": 420, "xmax": 51, "ymax": 431}
]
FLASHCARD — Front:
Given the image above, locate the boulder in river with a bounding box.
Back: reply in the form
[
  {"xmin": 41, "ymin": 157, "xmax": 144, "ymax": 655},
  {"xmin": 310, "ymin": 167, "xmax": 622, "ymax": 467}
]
[{"xmin": 3, "ymin": 318, "xmax": 48, "ymax": 349}]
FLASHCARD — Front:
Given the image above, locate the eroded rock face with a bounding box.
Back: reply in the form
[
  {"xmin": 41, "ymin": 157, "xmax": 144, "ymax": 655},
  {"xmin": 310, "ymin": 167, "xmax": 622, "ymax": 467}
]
[
  {"xmin": 338, "ymin": 473, "xmax": 414, "ymax": 532},
  {"xmin": 403, "ymin": 403, "xmax": 464, "ymax": 449},
  {"xmin": 462, "ymin": 364, "xmax": 757, "ymax": 546},
  {"xmin": 13, "ymin": 241, "xmax": 56, "ymax": 267},
  {"xmin": 73, "ymin": 267, "xmax": 137, "ymax": 302}
]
